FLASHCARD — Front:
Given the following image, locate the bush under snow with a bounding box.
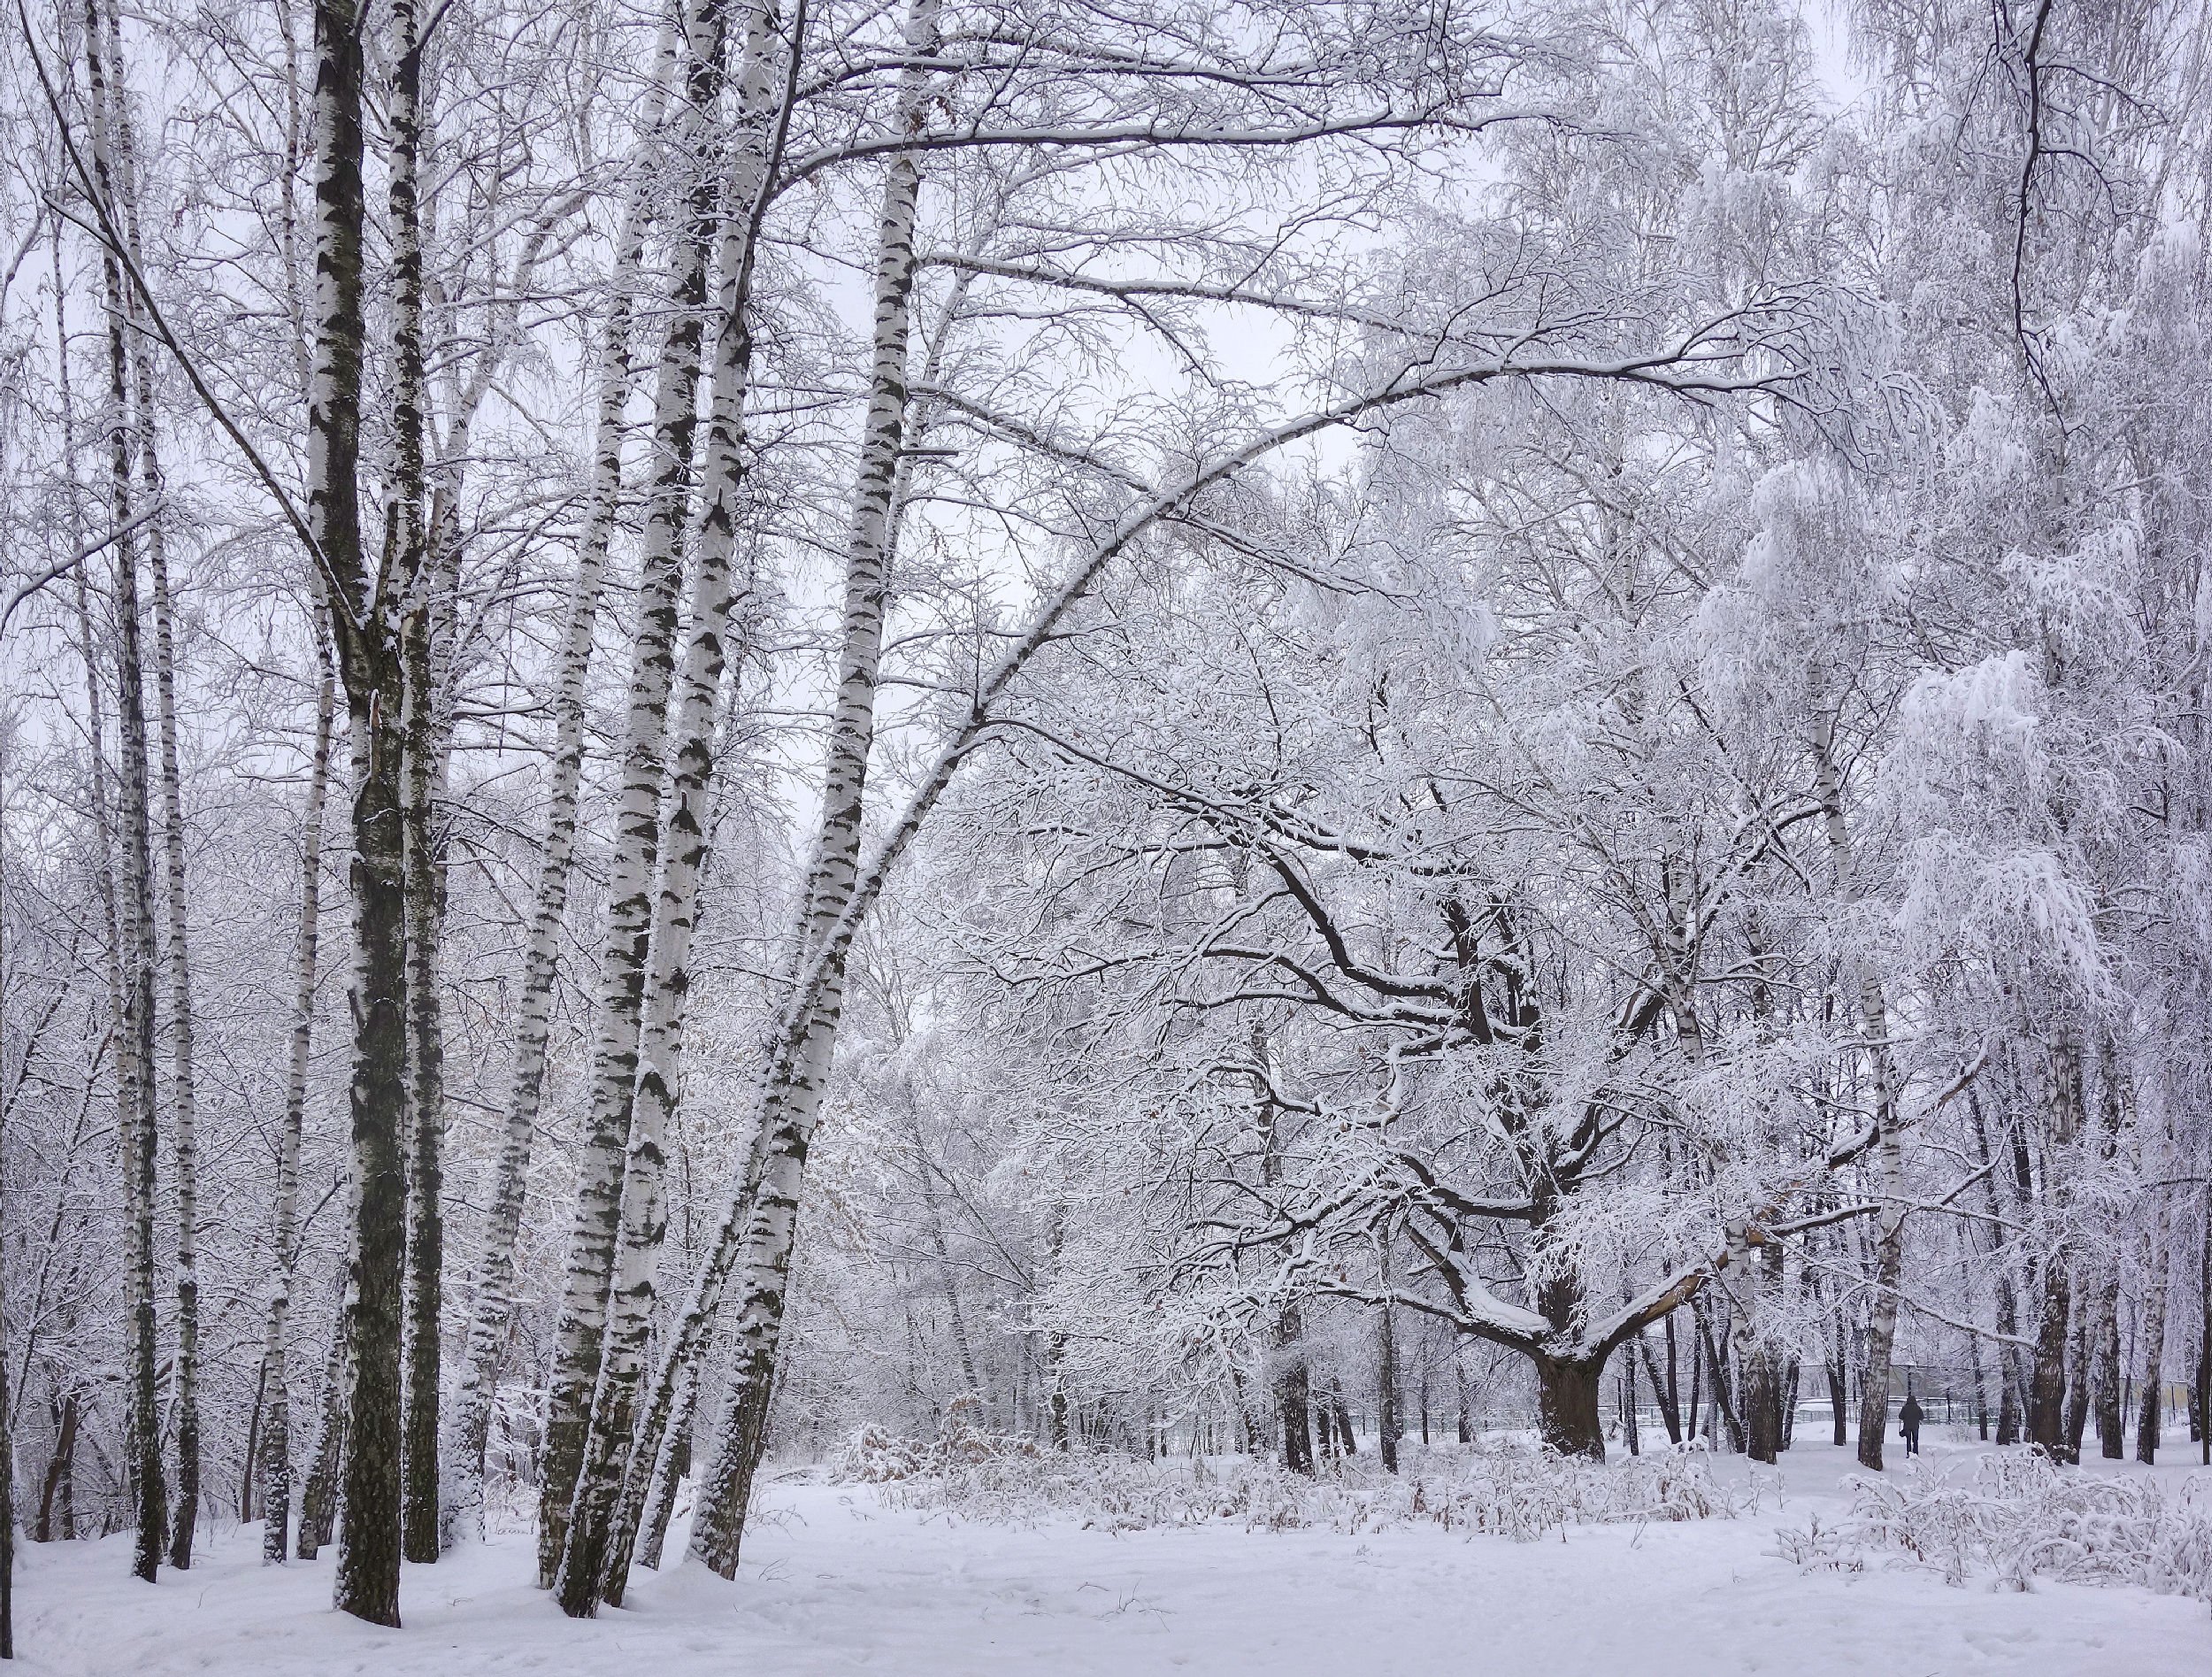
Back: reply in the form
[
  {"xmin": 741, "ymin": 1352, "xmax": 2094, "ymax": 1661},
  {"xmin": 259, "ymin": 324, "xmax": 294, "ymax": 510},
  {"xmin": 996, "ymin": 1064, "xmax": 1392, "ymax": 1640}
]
[
  {"xmin": 1776, "ymin": 1450, "xmax": 2212, "ymax": 1605},
  {"xmin": 835, "ymin": 1410, "xmax": 1742, "ymax": 1538}
]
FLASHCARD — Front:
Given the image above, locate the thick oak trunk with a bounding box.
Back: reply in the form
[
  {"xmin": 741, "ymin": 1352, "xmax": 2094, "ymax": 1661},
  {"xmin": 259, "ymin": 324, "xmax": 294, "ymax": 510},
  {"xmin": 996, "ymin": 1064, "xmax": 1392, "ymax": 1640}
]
[{"xmin": 1535, "ymin": 1356, "xmax": 1606, "ymax": 1459}]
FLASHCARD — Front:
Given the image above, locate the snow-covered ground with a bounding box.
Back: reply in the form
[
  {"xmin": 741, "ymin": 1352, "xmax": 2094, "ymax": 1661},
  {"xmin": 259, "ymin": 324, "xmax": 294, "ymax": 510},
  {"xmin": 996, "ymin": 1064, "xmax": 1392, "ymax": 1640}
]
[{"xmin": 16, "ymin": 1441, "xmax": 2209, "ymax": 1676}]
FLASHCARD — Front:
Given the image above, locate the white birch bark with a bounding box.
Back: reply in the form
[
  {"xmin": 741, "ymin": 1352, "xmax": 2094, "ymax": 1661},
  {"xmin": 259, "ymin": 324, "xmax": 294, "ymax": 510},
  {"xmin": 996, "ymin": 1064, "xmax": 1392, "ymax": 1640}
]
[
  {"xmin": 259, "ymin": 651, "xmax": 337, "ymax": 1562},
  {"xmin": 536, "ymin": 0, "xmax": 736, "ymax": 1585},
  {"xmin": 439, "ymin": 27, "xmax": 675, "ymax": 1551},
  {"xmin": 81, "ymin": 0, "xmax": 167, "ymax": 1579},
  {"xmin": 685, "ymin": 0, "xmax": 939, "ymax": 1572},
  {"xmin": 553, "ymin": 0, "xmax": 793, "ymax": 1611},
  {"xmin": 93, "ymin": 0, "xmax": 204, "ymax": 1562}
]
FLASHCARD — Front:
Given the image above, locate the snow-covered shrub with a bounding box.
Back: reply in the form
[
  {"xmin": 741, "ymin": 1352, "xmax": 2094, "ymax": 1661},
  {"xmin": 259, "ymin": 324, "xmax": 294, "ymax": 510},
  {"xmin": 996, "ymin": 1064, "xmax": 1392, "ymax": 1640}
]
[
  {"xmin": 838, "ymin": 1394, "xmax": 1042, "ymax": 1483},
  {"xmin": 1777, "ymin": 1450, "xmax": 2212, "ymax": 1604},
  {"xmin": 848, "ymin": 1436, "xmax": 1740, "ymax": 1538}
]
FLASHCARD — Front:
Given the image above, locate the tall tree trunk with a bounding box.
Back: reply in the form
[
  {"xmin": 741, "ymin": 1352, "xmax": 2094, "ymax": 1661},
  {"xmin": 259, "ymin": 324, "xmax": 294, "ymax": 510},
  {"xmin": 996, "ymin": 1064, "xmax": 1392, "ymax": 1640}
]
[
  {"xmin": 1252, "ymin": 1026, "xmax": 1310, "ymax": 1472},
  {"xmin": 2195, "ymin": 1186, "xmax": 2210, "ymax": 1465},
  {"xmin": 535, "ymin": 0, "xmax": 733, "ymax": 1588},
  {"xmin": 385, "ymin": 0, "xmax": 448, "ymax": 1565},
  {"xmin": 2136, "ymin": 1196, "xmax": 2170, "ymax": 1464},
  {"xmin": 1972, "ymin": 1096, "xmax": 2027, "ymax": 1444},
  {"xmin": 108, "ymin": 61, "xmax": 204, "ymax": 1563},
  {"xmin": 1812, "ymin": 708, "xmax": 1909, "ymax": 1473},
  {"xmin": 2090, "ymin": 1265, "xmax": 2124, "ymax": 1459},
  {"xmin": 634, "ymin": 1360, "xmax": 699, "ymax": 1573},
  {"xmin": 260, "ymin": 653, "xmax": 336, "ymax": 1561},
  {"xmin": 684, "ymin": 2, "xmax": 937, "ymax": 1575},
  {"xmin": 2029, "ymin": 1041, "xmax": 2083, "ymax": 1458},
  {"xmin": 56, "ymin": 224, "xmax": 123, "ymax": 1565},
  {"xmin": 1376, "ymin": 1244, "xmax": 1400, "ymax": 1473},
  {"xmin": 439, "ymin": 28, "xmax": 672, "ymax": 1555},
  {"xmin": 296, "ymin": 1278, "xmax": 351, "ymax": 1561},
  {"xmin": 38, "ymin": 1392, "xmax": 80, "ymax": 1543},
  {"xmin": 551, "ymin": 0, "xmax": 792, "ymax": 1613},
  {"xmin": 1740, "ymin": 1241, "xmax": 1785, "ymax": 1464},
  {"xmin": 1637, "ymin": 1331, "xmax": 1679, "ymax": 1444},
  {"xmin": 302, "ymin": 0, "xmax": 412, "ymax": 1622},
  {"xmin": 81, "ymin": 0, "xmax": 166, "ymax": 1584}
]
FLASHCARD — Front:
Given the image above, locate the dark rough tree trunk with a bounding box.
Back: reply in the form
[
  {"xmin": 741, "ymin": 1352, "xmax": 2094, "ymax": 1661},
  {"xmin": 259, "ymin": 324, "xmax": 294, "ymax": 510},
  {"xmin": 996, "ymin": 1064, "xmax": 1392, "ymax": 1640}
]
[
  {"xmin": 1377, "ymin": 1291, "xmax": 1400, "ymax": 1474},
  {"xmin": 2063, "ymin": 1283, "xmax": 2093, "ymax": 1461},
  {"xmin": 1740, "ymin": 1243, "xmax": 1785, "ymax": 1465},
  {"xmin": 1276, "ymin": 1303, "xmax": 1313, "ymax": 1473},
  {"xmin": 2196, "ymin": 1186, "xmax": 2211, "ymax": 1465},
  {"xmin": 2029, "ymin": 1041, "xmax": 2082, "ymax": 1461},
  {"xmin": 1535, "ymin": 1356, "xmax": 1605, "ymax": 1458},
  {"xmin": 2135, "ymin": 1201, "xmax": 2170, "ymax": 1464},
  {"xmin": 303, "ymin": 0, "xmax": 414, "ymax": 1623},
  {"xmin": 38, "ymin": 1391, "xmax": 81, "ymax": 1542}
]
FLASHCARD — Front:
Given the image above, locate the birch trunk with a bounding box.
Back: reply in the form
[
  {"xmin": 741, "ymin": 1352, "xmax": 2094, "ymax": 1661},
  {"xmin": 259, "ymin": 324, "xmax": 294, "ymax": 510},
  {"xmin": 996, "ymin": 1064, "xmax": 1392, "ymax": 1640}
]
[
  {"xmin": 382, "ymin": 0, "xmax": 449, "ymax": 1565},
  {"xmin": 632, "ymin": 1359, "xmax": 698, "ymax": 1574},
  {"xmin": 80, "ymin": 0, "xmax": 167, "ymax": 1584},
  {"xmin": 440, "ymin": 28, "xmax": 673, "ymax": 1554},
  {"xmin": 534, "ymin": 0, "xmax": 734, "ymax": 1589},
  {"xmin": 94, "ymin": 0, "xmax": 205, "ymax": 1561},
  {"xmin": 553, "ymin": 0, "xmax": 790, "ymax": 1607},
  {"xmin": 145, "ymin": 441, "xmax": 199, "ymax": 1573},
  {"xmin": 57, "ymin": 233, "xmax": 134, "ymax": 1559},
  {"xmin": 258, "ymin": 654, "xmax": 336, "ymax": 1562},
  {"xmin": 1809, "ymin": 708, "xmax": 1908, "ymax": 1471},
  {"xmin": 685, "ymin": 5, "xmax": 937, "ymax": 1572},
  {"xmin": 296, "ymin": 1271, "xmax": 352, "ymax": 1560}
]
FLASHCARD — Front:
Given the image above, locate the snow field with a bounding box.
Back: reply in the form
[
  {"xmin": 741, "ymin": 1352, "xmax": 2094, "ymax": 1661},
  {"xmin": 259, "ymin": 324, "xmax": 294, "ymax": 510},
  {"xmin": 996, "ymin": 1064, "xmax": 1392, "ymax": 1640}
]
[{"xmin": 15, "ymin": 1443, "xmax": 2208, "ymax": 1676}]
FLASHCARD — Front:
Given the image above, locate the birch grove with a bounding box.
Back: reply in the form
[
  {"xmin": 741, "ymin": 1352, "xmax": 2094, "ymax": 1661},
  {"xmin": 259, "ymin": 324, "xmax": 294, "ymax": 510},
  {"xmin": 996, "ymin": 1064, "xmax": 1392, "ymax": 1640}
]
[{"xmin": 1, "ymin": 0, "xmax": 2211, "ymax": 1656}]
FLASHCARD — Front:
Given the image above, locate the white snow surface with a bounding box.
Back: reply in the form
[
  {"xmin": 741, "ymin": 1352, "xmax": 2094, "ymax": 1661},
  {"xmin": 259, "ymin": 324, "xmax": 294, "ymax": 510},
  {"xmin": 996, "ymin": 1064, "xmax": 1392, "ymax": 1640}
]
[{"xmin": 17, "ymin": 1443, "xmax": 2209, "ymax": 1676}]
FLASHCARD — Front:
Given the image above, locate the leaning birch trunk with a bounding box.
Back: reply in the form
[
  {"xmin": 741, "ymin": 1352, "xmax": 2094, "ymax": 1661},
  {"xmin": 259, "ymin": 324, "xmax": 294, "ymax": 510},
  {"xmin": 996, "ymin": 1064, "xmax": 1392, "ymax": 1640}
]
[
  {"xmin": 535, "ymin": 0, "xmax": 733, "ymax": 1587},
  {"xmin": 80, "ymin": 0, "xmax": 167, "ymax": 1583},
  {"xmin": 1811, "ymin": 708, "xmax": 1908, "ymax": 1472},
  {"xmin": 296, "ymin": 1265, "xmax": 354, "ymax": 1561},
  {"xmin": 384, "ymin": 0, "xmax": 448, "ymax": 1565},
  {"xmin": 439, "ymin": 29, "xmax": 673, "ymax": 1554},
  {"xmin": 685, "ymin": 6, "xmax": 937, "ymax": 1573},
  {"xmin": 632, "ymin": 1358, "xmax": 700, "ymax": 1573},
  {"xmin": 259, "ymin": 653, "xmax": 337, "ymax": 1561},
  {"xmin": 624, "ymin": 252, "xmax": 1701, "ymax": 1591},
  {"xmin": 553, "ymin": 0, "xmax": 792, "ymax": 1612}
]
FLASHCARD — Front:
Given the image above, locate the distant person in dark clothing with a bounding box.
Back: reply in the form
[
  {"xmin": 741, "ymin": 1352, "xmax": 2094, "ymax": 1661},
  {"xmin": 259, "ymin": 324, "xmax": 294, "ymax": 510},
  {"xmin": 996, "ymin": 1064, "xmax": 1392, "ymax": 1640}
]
[{"xmin": 1899, "ymin": 1394, "xmax": 1924, "ymax": 1457}]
